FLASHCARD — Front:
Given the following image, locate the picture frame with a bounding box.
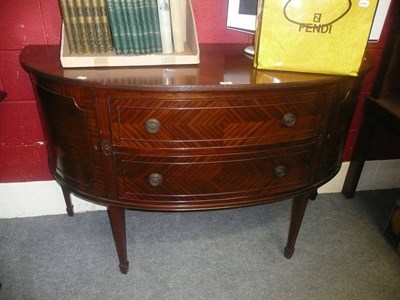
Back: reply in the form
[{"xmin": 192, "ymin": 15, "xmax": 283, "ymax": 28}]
[{"xmin": 226, "ymin": 0, "xmax": 258, "ymax": 33}]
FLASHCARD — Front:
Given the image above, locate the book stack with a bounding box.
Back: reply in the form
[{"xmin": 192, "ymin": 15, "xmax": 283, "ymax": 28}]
[
  {"xmin": 59, "ymin": 0, "xmax": 114, "ymax": 54},
  {"xmin": 59, "ymin": 0, "xmax": 187, "ymax": 56}
]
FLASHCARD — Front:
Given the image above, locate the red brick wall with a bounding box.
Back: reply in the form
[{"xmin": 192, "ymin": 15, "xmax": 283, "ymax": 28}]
[
  {"xmin": 0, "ymin": 0, "xmax": 394, "ymax": 183},
  {"xmin": 0, "ymin": 0, "xmax": 61, "ymax": 182}
]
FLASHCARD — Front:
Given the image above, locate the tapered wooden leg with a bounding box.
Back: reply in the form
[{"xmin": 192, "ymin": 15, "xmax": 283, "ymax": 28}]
[
  {"xmin": 284, "ymin": 193, "xmax": 309, "ymax": 259},
  {"xmin": 309, "ymin": 190, "xmax": 318, "ymax": 201},
  {"xmin": 61, "ymin": 187, "xmax": 74, "ymax": 216},
  {"xmin": 107, "ymin": 206, "xmax": 129, "ymax": 274}
]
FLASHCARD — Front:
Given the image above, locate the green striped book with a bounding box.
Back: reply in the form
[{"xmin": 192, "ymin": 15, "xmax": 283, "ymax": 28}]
[
  {"xmin": 59, "ymin": 0, "xmax": 85, "ymax": 54},
  {"xmin": 124, "ymin": 0, "xmax": 142, "ymax": 54},
  {"xmin": 147, "ymin": 0, "xmax": 162, "ymax": 53},
  {"xmin": 105, "ymin": 0, "xmax": 123, "ymax": 54},
  {"xmin": 90, "ymin": 0, "xmax": 114, "ymax": 53},
  {"xmin": 75, "ymin": 0, "xmax": 91, "ymax": 53}
]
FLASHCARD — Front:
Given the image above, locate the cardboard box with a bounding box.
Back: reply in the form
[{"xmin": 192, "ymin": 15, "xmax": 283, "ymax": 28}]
[
  {"xmin": 63, "ymin": 66, "xmax": 199, "ymax": 85},
  {"xmin": 60, "ymin": 0, "xmax": 199, "ymax": 68},
  {"xmin": 254, "ymin": 0, "xmax": 378, "ymax": 76}
]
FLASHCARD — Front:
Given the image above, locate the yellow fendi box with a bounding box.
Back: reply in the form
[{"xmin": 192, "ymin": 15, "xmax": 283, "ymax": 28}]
[{"xmin": 254, "ymin": 0, "xmax": 378, "ymax": 76}]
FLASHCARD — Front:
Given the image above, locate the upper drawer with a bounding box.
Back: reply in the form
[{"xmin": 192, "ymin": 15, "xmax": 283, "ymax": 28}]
[{"xmin": 109, "ymin": 91, "xmax": 327, "ymax": 148}]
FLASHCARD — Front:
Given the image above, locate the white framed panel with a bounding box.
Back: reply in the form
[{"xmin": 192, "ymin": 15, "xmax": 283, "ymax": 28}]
[
  {"xmin": 227, "ymin": 0, "xmax": 258, "ymax": 33},
  {"xmin": 369, "ymin": 0, "xmax": 391, "ymax": 41}
]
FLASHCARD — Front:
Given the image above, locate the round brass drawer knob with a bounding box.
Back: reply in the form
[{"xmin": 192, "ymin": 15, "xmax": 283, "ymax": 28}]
[
  {"xmin": 282, "ymin": 113, "xmax": 296, "ymax": 127},
  {"xmin": 274, "ymin": 165, "xmax": 287, "ymax": 178},
  {"xmin": 148, "ymin": 173, "xmax": 163, "ymax": 187},
  {"xmin": 145, "ymin": 118, "xmax": 161, "ymax": 133}
]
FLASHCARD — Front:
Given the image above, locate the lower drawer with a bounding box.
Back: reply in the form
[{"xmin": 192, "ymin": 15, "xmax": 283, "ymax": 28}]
[{"xmin": 114, "ymin": 144, "xmax": 314, "ymax": 207}]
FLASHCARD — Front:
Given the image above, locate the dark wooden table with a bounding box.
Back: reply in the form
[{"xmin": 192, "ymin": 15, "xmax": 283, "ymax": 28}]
[{"xmin": 20, "ymin": 44, "xmax": 370, "ymax": 274}]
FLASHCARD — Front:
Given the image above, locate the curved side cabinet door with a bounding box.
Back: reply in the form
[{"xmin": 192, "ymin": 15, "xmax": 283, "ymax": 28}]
[{"xmin": 35, "ymin": 85, "xmax": 95, "ymax": 188}]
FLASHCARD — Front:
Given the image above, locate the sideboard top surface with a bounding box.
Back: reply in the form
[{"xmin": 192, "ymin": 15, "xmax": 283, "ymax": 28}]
[{"xmin": 20, "ymin": 44, "xmax": 366, "ymax": 91}]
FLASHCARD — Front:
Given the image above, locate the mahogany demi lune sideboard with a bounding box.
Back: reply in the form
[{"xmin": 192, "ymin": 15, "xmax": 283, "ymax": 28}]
[{"xmin": 20, "ymin": 44, "xmax": 370, "ymax": 274}]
